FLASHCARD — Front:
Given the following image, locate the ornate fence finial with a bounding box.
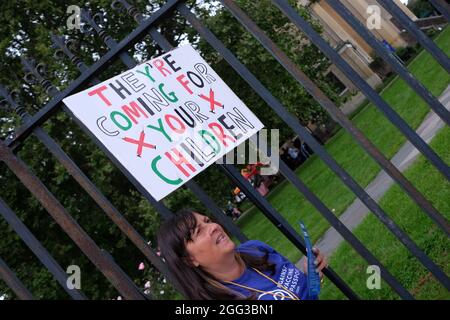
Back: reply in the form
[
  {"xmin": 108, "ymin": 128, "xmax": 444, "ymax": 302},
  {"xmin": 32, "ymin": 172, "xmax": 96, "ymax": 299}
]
[
  {"xmin": 111, "ymin": 0, "xmax": 147, "ymax": 23},
  {"xmin": 80, "ymin": 6, "xmax": 137, "ymax": 67},
  {"xmin": 50, "ymin": 33, "xmax": 86, "ymax": 71},
  {"xmin": 0, "ymin": 84, "xmax": 28, "ymax": 119},
  {"xmin": 80, "ymin": 8, "xmax": 111, "ymax": 45},
  {"xmin": 20, "ymin": 56, "xmax": 58, "ymax": 97}
]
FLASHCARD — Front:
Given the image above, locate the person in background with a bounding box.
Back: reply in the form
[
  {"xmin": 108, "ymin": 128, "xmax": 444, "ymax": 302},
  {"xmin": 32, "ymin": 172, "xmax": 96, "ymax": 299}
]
[
  {"xmin": 225, "ymin": 200, "xmax": 241, "ymax": 221},
  {"xmin": 287, "ymin": 146, "xmax": 299, "ymax": 161}
]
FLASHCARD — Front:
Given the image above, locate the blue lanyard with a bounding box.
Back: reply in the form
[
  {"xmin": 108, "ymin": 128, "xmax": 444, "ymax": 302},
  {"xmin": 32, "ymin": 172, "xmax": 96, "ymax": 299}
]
[{"xmin": 299, "ymin": 221, "xmax": 321, "ymax": 296}]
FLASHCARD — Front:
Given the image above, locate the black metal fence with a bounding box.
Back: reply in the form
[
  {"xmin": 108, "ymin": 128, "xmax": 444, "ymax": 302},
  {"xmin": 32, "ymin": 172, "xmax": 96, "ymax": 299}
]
[{"xmin": 0, "ymin": 0, "xmax": 449, "ymax": 300}]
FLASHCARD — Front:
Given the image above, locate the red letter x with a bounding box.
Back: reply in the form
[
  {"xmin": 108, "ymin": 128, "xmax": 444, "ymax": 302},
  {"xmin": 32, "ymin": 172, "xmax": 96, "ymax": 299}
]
[
  {"xmin": 199, "ymin": 88, "xmax": 224, "ymax": 114},
  {"xmin": 122, "ymin": 131, "xmax": 156, "ymax": 157}
]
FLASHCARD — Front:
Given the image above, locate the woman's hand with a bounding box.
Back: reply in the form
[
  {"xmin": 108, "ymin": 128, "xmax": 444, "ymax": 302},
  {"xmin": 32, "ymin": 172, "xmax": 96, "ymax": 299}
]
[{"xmin": 303, "ymin": 247, "xmax": 328, "ymax": 282}]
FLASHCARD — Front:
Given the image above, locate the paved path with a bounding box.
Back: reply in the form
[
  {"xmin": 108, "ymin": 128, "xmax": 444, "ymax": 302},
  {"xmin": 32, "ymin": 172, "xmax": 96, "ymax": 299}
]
[{"xmin": 296, "ymin": 84, "xmax": 450, "ymax": 268}]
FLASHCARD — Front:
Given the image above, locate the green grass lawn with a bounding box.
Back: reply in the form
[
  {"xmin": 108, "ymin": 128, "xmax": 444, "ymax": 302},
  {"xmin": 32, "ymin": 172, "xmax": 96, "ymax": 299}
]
[
  {"xmin": 235, "ymin": 26, "xmax": 450, "ymax": 266},
  {"xmin": 320, "ymin": 126, "xmax": 450, "ymax": 300}
]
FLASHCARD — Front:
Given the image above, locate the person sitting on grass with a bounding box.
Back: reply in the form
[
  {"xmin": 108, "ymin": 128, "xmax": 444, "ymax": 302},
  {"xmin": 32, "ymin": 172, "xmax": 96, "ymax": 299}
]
[{"xmin": 157, "ymin": 209, "xmax": 327, "ymax": 300}]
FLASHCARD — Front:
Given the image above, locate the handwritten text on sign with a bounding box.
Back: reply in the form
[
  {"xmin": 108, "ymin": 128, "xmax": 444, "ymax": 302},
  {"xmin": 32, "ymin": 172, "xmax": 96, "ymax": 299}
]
[{"xmin": 63, "ymin": 45, "xmax": 264, "ymax": 200}]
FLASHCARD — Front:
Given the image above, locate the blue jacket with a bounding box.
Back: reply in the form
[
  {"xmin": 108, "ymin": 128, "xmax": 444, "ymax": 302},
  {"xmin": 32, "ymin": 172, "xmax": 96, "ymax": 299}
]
[{"xmin": 222, "ymin": 240, "xmax": 318, "ymax": 300}]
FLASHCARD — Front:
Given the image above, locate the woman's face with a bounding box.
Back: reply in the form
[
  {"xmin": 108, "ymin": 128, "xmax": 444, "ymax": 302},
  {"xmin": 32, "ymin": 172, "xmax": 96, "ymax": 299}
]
[{"xmin": 185, "ymin": 213, "xmax": 235, "ymax": 268}]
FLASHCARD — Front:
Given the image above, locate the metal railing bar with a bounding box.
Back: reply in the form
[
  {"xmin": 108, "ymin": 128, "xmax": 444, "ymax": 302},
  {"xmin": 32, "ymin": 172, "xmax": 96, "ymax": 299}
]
[
  {"xmin": 0, "ymin": 197, "xmax": 87, "ymax": 299},
  {"xmin": 0, "ymin": 256, "xmax": 35, "ymax": 300},
  {"xmin": 0, "ymin": 141, "xmax": 146, "ymax": 300}
]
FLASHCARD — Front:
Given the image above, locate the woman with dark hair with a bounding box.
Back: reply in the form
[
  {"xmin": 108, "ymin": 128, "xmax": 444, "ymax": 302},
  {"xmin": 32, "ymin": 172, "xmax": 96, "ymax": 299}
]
[{"xmin": 156, "ymin": 209, "xmax": 327, "ymax": 300}]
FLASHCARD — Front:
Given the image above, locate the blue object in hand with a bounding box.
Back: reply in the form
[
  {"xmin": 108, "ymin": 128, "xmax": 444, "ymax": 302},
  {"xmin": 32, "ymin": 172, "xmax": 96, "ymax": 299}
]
[{"xmin": 299, "ymin": 220, "xmax": 321, "ymax": 296}]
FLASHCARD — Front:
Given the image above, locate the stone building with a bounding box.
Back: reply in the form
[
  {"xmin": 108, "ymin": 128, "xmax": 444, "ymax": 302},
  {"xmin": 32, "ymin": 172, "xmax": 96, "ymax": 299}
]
[{"xmin": 299, "ymin": 0, "xmax": 418, "ymax": 114}]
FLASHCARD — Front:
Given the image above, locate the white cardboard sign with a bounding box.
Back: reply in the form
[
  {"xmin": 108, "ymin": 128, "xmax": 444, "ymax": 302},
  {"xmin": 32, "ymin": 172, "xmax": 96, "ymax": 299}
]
[{"xmin": 63, "ymin": 45, "xmax": 264, "ymax": 201}]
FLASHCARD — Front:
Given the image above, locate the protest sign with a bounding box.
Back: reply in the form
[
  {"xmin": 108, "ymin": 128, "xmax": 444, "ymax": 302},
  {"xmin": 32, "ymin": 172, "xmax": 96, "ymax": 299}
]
[{"xmin": 63, "ymin": 45, "xmax": 264, "ymax": 201}]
